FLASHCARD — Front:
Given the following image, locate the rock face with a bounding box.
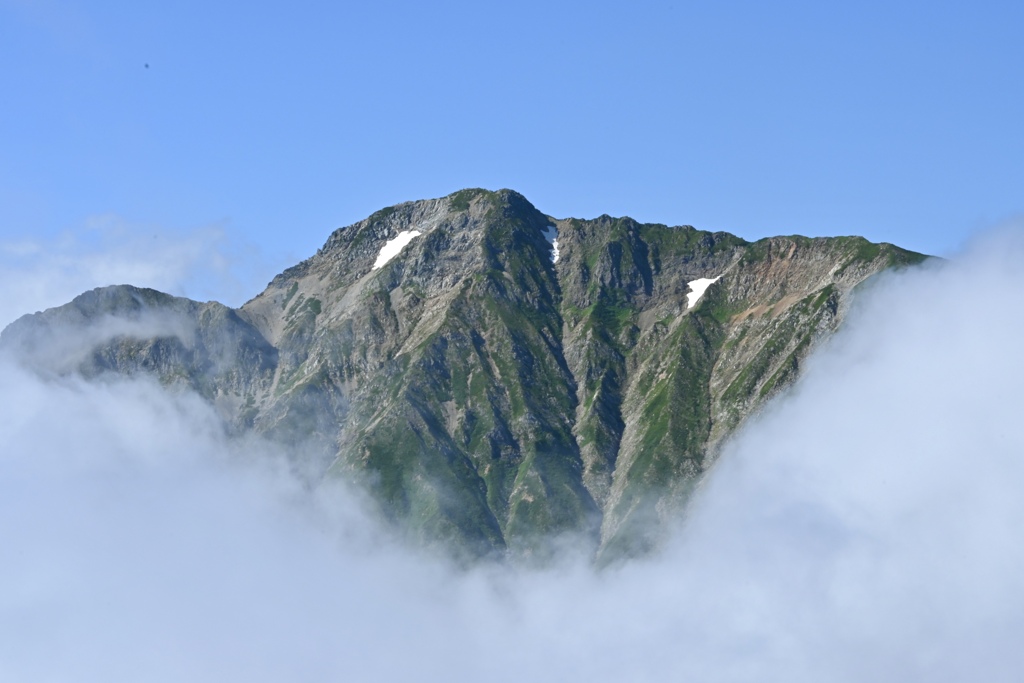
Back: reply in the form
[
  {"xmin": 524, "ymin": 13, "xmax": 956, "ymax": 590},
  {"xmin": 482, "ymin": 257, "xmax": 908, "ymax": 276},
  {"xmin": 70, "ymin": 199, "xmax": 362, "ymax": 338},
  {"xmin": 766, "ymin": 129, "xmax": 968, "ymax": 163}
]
[{"xmin": 0, "ymin": 189, "xmax": 927, "ymax": 560}]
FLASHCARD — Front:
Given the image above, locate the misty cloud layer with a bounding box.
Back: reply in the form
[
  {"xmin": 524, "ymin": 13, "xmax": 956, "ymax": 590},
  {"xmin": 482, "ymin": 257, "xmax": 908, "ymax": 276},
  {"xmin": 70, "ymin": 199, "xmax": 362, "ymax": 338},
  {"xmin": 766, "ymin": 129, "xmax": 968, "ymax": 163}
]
[
  {"xmin": 2, "ymin": 228, "xmax": 1023, "ymax": 682},
  {"xmin": 0, "ymin": 216, "xmax": 278, "ymax": 328}
]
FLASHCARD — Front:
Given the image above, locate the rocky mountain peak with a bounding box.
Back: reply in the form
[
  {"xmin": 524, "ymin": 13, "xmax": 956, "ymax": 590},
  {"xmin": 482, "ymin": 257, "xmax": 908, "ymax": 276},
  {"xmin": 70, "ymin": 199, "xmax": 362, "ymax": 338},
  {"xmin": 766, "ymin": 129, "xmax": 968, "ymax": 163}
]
[{"xmin": 0, "ymin": 189, "xmax": 928, "ymax": 562}]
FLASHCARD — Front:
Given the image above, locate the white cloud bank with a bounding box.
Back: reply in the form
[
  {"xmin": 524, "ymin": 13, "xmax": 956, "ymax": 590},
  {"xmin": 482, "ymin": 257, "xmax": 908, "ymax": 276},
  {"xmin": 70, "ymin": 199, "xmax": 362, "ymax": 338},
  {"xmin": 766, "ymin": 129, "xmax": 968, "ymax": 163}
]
[{"xmin": 1, "ymin": 227, "xmax": 1023, "ymax": 682}]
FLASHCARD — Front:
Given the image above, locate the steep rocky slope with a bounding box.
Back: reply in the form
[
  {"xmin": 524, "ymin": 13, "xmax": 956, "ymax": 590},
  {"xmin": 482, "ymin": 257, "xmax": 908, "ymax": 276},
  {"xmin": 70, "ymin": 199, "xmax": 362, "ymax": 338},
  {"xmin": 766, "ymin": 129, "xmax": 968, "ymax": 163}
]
[{"xmin": 0, "ymin": 189, "xmax": 926, "ymax": 560}]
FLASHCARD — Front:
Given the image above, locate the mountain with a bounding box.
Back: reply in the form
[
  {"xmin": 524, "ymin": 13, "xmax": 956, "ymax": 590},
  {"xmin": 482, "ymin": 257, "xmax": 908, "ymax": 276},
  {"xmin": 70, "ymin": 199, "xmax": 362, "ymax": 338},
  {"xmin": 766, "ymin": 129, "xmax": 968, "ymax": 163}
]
[{"xmin": 0, "ymin": 189, "xmax": 927, "ymax": 561}]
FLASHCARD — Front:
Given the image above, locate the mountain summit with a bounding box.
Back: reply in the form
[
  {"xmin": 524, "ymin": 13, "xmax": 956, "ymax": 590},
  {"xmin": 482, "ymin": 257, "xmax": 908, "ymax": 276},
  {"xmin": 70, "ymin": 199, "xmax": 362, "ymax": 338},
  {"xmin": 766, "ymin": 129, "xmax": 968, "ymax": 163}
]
[{"xmin": 1, "ymin": 189, "xmax": 927, "ymax": 560}]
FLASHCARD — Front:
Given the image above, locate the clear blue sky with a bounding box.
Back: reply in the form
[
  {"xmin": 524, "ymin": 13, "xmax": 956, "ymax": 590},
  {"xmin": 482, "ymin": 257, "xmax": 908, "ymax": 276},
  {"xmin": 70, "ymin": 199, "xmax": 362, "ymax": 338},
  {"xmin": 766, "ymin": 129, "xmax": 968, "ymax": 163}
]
[{"xmin": 2, "ymin": 0, "xmax": 1022, "ymax": 296}]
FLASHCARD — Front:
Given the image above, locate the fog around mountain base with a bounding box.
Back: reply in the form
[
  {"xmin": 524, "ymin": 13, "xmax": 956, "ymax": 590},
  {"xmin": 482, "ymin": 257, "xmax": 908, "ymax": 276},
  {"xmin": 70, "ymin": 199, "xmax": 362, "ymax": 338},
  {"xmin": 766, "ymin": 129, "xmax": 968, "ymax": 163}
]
[{"xmin": 1, "ymin": 226, "xmax": 1022, "ymax": 682}]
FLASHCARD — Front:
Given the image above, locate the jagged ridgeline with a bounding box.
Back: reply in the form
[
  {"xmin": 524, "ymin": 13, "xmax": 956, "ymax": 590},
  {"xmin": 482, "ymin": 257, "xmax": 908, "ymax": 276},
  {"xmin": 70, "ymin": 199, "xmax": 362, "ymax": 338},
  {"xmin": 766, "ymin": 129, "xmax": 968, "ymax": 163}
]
[{"xmin": 0, "ymin": 189, "xmax": 926, "ymax": 561}]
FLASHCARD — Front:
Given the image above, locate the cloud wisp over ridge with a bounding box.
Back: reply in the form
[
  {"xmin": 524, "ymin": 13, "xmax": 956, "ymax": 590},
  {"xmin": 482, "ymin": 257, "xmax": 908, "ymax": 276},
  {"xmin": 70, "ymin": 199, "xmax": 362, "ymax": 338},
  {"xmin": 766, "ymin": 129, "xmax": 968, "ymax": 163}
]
[
  {"xmin": 0, "ymin": 216, "xmax": 279, "ymax": 329},
  {"xmin": 1, "ymin": 227, "xmax": 1023, "ymax": 682}
]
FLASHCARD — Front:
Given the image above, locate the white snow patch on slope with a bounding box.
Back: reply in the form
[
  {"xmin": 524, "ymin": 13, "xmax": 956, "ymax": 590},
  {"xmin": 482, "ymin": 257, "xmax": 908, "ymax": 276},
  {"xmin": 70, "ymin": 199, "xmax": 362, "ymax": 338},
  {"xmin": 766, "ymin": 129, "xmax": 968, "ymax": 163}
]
[
  {"xmin": 541, "ymin": 225, "xmax": 560, "ymax": 263},
  {"xmin": 686, "ymin": 275, "xmax": 722, "ymax": 308},
  {"xmin": 372, "ymin": 230, "xmax": 422, "ymax": 270}
]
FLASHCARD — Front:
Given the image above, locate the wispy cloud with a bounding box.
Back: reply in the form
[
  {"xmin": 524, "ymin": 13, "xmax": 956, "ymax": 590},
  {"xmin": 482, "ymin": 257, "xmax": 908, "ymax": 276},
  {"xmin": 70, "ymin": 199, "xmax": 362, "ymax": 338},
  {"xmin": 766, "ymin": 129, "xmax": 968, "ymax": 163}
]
[{"xmin": 0, "ymin": 215, "xmax": 274, "ymax": 327}]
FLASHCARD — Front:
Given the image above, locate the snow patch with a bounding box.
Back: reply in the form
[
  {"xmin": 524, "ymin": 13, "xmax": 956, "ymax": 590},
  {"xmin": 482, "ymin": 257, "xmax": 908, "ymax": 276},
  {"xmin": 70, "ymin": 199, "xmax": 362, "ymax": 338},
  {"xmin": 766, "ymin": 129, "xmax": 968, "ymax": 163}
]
[
  {"xmin": 372, "ymin": 230, "xmax": 422, "ymax": 270},
  {"xmin": 686, "ymin": 275, "xmax": 722, "ymax": 308},
  {"xmin": 541, "ymin": 225, "xmax": 560, "ymax": 263}
]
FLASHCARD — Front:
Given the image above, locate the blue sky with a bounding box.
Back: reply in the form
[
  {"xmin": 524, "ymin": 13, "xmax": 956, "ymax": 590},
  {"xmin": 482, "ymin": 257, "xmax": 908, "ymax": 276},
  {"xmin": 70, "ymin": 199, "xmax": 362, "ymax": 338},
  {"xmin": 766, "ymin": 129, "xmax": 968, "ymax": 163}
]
[{"xmin": 2, "ymin": 0, "xmax": 1022, "ymax": 305}]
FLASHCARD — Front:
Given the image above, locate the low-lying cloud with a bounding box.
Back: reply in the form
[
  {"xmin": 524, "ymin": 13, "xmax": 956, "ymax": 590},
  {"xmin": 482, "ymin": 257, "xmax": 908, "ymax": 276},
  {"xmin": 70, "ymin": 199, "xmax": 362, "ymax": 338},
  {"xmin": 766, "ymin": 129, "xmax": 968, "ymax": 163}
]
[{"xmin": 2, "ymin": 227, "xmax": 1023, "ymax": 682}]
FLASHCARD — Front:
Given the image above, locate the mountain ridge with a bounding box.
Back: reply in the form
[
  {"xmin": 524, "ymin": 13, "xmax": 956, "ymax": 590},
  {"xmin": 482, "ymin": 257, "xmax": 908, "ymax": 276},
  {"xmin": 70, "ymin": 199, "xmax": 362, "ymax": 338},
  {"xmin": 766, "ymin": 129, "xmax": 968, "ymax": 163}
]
[{"xmin": 0, "ymin": 188, "xmax": 928, "ymax": 561}]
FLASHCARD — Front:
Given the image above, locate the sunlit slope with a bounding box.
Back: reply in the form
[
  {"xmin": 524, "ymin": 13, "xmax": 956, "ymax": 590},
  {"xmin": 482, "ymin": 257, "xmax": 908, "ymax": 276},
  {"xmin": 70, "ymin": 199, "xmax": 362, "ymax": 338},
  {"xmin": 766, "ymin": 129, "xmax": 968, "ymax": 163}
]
[{"xmin": 0, "ymin": 189, "xmax": 926, "ymax": 559}]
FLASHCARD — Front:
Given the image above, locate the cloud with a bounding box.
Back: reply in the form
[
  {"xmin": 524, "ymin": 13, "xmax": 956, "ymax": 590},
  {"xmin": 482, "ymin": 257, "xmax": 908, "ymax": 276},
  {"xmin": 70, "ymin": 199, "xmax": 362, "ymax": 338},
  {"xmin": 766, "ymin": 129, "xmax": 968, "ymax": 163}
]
[
  {"xmin": 1, "ymin": 226, "xmax": 1023, "ymax": 681},
  {"xmin": 0, "ymin": 363, "xmax": 463, "ymax": 681},
  {"xmin": 0, "ymin": 215, "xmax": 274, "ymax": 328},
  {"xmin": 658, "ymin": 226, "xmax": 1024, "ymax": 680}
]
